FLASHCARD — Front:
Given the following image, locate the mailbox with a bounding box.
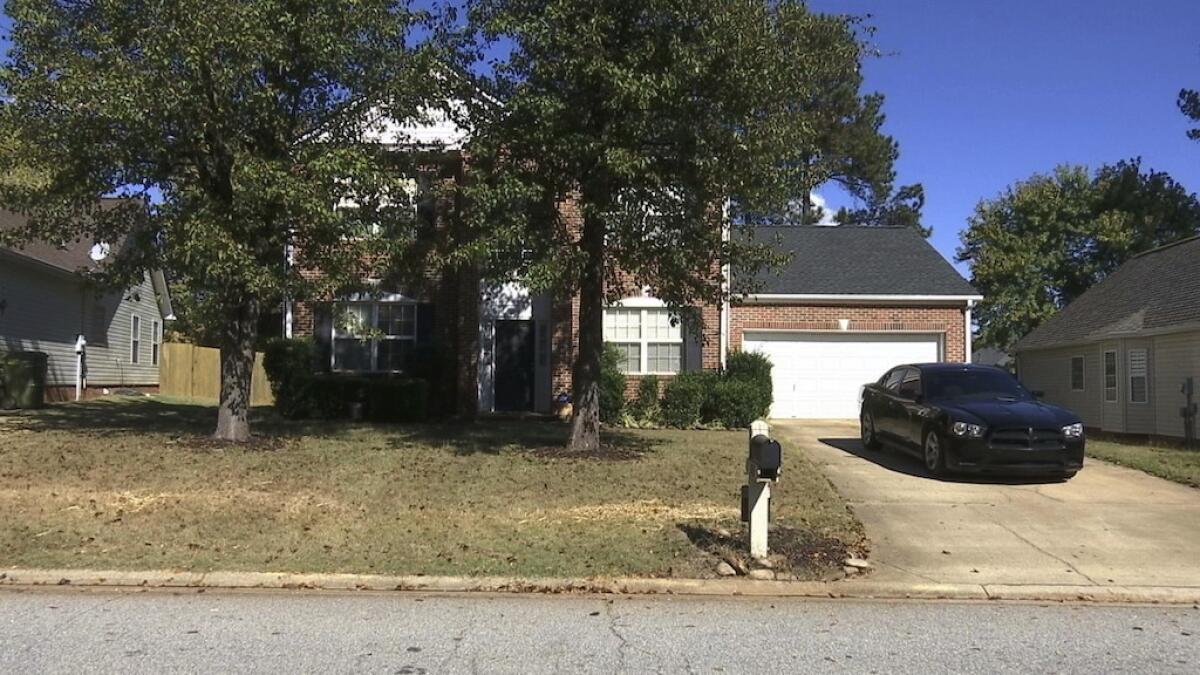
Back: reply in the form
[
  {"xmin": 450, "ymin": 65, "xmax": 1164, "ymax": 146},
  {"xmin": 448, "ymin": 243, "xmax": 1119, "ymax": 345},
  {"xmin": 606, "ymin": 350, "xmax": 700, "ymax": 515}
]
[{"xmin": 748, "ymin": 434, "xmax": 782, "ymax": 482}]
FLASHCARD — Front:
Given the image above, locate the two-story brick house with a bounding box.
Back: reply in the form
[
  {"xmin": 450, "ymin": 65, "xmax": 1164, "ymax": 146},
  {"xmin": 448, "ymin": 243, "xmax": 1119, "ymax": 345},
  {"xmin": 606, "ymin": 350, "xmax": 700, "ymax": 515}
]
[{"xmin": 288, "ymin": 115, "xmax": 980, "ymax": 420}]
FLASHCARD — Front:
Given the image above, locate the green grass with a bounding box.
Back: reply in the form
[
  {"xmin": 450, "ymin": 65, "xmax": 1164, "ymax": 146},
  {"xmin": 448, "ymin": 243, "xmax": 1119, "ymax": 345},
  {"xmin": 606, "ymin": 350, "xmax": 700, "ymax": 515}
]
[
  {"xmin": 1087, "ymin": 439, "xmax": 1200, "ymax": 488},
  {"xmin": 0, "ymin": 396, "xmax": 862, "ymax": 579}
]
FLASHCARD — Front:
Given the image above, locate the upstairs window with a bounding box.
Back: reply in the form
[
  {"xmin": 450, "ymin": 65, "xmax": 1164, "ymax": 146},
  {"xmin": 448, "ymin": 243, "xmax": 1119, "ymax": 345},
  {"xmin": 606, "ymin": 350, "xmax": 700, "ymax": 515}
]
[
  {"xmin": 603, "ymin": 307, "xmax": 683, "ymax": 374},
  {"xmin": 332, "ymin": 302, "xmax": 417, "ymax": 372}
]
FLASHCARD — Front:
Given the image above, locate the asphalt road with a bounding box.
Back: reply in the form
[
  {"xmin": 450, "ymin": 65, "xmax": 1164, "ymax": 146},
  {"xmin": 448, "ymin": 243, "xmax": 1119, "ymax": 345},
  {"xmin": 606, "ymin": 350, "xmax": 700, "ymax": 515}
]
[{"xmin": 1, "ymin": 588, "xmax": 1196, "ymax": 674}]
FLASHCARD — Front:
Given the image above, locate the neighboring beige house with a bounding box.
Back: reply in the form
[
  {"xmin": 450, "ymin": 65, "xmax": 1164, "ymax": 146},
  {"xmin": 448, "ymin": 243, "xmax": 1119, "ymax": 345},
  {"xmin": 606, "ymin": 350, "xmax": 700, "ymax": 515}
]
[
  {"xmin": 0, "ymin": 210, "xmax": 174, "ymax": 401},
  {"xmin": 1014, "ymin": 235, "xmax": 1200, "ymax": 439}
]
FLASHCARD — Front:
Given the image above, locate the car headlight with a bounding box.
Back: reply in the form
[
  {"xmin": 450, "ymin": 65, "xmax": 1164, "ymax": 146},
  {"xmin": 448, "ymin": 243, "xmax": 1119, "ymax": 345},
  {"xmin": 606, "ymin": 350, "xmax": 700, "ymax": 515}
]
[
  {"xmin": 950, "ymin": 421, "xmax": 986, "ymax": 438},
  {"xmin": 1062, "ymin": 423, "xmax": 1084, "ymax": 439}
]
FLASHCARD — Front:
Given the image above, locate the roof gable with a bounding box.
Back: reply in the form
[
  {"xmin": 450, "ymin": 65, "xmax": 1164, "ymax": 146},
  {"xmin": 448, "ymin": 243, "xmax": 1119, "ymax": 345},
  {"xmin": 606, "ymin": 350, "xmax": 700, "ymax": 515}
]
[
  {"xmin": 742, "ymin": 225, "xmax": 978, "ymax": 297},
  {"xmin": 1015, "ymin": 235, "xmax": 1200, "ymax": 351}
]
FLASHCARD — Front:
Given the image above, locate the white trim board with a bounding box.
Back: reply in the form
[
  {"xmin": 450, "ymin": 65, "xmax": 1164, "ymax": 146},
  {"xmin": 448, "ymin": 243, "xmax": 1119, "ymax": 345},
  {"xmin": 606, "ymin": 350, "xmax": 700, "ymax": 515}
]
[{"xmin": 740, "ymin": 293, "xmax": 982, "ymax": 306}]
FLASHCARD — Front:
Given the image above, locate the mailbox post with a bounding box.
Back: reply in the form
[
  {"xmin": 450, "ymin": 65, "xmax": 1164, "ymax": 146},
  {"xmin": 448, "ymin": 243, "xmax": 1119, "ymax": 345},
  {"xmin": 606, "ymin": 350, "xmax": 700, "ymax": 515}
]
[{"xmin": 741, "ymin": 419, "xmax": 781, "ymax": 559}]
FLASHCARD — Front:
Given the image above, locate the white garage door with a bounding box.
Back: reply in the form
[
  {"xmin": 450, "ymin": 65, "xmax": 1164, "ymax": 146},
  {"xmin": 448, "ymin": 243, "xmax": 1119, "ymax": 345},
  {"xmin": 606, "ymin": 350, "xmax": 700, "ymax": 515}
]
[{"xmin": 742, "ymin": 332, "xmax": 942, "ymax": 419}]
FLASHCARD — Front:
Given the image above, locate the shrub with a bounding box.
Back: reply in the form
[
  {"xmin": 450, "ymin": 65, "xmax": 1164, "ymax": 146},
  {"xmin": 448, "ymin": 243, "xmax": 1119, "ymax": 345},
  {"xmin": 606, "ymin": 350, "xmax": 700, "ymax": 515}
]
[
  {"xmin": 308, "ymin": 375, "xmax": 360, "ymax": 419},
  {"xmin": 723, "ymin": 350, "xmax": 773, "ymax": 424},
  {"xmin": 662, "ymin": 371, "xmax": 717, "ymax": 428},
  {"xmin": 702, "ymin": 377, "xmax": 768, "ymax": 429},
  {"xmin": 404, "ymin": 343, "xmax": 449, "ymax": 416},
  {"xmin": 629, "ymin": 375, "xmax": 661, "ymax": 423},
  {"xmin": 262, "ymin": 338, "xmax": 316, "ymax": 418},
  {"xmin": 365, "ymin": 378, "xmax": 429, "ymax": 423},
  {"xmin": 599, "ymin": 344, "xmax": 627, "ymax": 423}
]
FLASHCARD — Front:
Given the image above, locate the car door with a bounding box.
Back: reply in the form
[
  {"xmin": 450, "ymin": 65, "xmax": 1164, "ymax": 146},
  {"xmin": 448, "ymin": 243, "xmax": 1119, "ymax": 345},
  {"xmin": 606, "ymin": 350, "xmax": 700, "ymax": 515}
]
[
  {"xmin": 873, "ymin": 367, "xmax": 907, "ymax": 441},
  {"xmin": 894, "ymin": 368, "xmax": 925, "ymax": 449}
]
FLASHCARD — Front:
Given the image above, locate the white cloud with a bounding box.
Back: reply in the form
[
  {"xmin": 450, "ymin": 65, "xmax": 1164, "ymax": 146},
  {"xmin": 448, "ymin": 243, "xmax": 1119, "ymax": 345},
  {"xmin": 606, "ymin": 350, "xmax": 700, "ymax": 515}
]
[{"xmin": 809, "ymin": 192, "xmax": 837, "ymax": 226}]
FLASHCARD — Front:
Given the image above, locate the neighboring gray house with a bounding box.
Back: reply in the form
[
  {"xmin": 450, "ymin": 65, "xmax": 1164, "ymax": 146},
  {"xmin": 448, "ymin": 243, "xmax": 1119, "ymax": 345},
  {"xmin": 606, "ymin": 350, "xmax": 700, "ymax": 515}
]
[
  {"xmin": 972, "ymin": 346, "xmax": 1013, "ymax": 370},
  {"xmin": 0, "ymin": 210, "xmax": 173, "ymax": 401},
  {"xmin": 1014, "ymin": 235, "xmax": 1200, "ymax": 438}
]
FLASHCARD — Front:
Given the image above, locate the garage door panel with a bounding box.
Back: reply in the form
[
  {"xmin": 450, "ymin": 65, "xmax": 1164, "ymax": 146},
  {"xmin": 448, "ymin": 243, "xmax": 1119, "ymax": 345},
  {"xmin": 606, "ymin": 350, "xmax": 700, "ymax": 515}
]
[{"xmin": 742, "ymin": 332, "xmax": 941, "ymax": 419}]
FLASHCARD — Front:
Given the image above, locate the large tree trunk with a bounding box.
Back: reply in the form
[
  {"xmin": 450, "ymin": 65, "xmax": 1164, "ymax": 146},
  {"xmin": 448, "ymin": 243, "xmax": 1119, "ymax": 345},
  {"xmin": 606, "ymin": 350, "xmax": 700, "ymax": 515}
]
[
  {"xmin": 568, "ymin": 208, "xmax": 606, "ymax": 453},
  {"xmin": 214, "ymin": 298, "xmax": 260, "ymax": 442}
]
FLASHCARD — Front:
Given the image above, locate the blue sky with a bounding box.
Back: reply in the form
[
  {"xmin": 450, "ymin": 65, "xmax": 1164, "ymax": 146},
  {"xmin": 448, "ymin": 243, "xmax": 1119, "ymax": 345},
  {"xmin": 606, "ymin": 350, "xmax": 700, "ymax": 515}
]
[
  {"xmin": 806, "ymin": 0, "xmax": 1200, "ymax": 274},
  {"xmin": 4, "ymin": 2, "xmax": 1197, "ymax": 277}
]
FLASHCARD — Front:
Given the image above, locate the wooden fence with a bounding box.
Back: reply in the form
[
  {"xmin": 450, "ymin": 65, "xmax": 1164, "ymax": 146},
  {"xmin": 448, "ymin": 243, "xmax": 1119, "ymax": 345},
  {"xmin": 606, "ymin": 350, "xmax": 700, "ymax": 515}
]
[{"xmin": 159, "ymin": 342, "xmax": 275, "ymax": 406}]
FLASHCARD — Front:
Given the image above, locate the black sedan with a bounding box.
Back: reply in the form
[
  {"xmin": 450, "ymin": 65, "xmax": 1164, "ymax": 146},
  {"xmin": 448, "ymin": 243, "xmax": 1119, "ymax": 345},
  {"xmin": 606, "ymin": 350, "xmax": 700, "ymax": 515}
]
[{"xmin": 859, "ymin": 363, "xmax": 1084, "ymax": 479}]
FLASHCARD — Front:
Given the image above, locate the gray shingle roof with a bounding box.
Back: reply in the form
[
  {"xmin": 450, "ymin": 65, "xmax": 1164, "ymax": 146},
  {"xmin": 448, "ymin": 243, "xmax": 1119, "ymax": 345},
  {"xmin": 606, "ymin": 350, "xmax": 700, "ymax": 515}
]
[
  {"xmin": 741, "ymin": 225, "xmax": 978, "ymax": 296},
  {"xmin": 0, "ymin": 210, "xmax": 103, "ymax": 274},
  {"xmin": 1014, "ymin": 235, "xmax": 1200, "ymax": 351}
]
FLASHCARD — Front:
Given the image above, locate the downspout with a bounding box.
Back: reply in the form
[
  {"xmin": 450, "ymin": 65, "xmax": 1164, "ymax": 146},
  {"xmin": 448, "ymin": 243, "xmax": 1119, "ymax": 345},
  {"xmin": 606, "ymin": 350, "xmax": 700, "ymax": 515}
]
[
  {"xmin": 719, "ymin": 199, "xmax": 731, "ymax": 370},
  {"xmin": 964, "ymin": 299, "xmax": 975, "ymax": 363},
  {"xmin": 283, "ymin": 241, "xmax": 294, "ymax": 339}
]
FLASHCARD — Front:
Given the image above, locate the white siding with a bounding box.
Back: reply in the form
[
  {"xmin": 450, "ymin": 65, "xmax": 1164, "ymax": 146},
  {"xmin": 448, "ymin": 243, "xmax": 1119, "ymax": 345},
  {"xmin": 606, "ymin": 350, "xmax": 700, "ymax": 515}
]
[
  {"xmin": 1121, "ymin": 338, "xmax": 1156, "ymax": 434},
  {"xmin": 0, "ymin": 257, "xmax": 162, "ymax": 387},
  {"xmin": 1021, "ymin": 332, "xmax": 1200, "ymax": 438},
  {"xmin": 1153, "ymin": 331, "xmax": 1200, "ymax": 438},
  {"xmin": 1016, "ymin": 344, "xmax": 1103, "ymax": 428}
]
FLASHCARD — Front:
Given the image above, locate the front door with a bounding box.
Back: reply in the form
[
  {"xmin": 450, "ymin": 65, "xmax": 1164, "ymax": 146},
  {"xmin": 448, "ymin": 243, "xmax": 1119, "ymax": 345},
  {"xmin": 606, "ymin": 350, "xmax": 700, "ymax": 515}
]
[{"xmin": 494, "ymin": 320, "xmax": 535, "ymax": 412}]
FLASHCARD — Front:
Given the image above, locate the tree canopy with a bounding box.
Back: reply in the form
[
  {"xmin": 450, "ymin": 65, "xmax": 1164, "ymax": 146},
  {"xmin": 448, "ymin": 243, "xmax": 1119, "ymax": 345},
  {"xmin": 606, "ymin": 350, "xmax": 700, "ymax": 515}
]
[
  {"xmin": 957, "ymin": 160, "xmax": 1200, "ymax": 350},
  {"xmin": 458, "ymin": 0, "xmax": 912, "ymax": 450},
  {"xmin": 0, "ymin": 0, "xmax": 446, "ymax": 440}
]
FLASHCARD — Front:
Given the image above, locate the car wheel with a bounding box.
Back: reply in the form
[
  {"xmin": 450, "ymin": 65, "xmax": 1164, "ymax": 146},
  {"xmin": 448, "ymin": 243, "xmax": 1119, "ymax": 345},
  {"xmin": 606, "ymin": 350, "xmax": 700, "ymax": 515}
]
[
  {"xmin": 860, "ymin": 412, "xmax": 881, "ymax": 450},
  {"xmin": 923, "ymin": 429, "xmax": 947, "ymax": 477},
  {"xmin": 1060, "ymin": 471, "xmax": 1077, "ymax": 481}
]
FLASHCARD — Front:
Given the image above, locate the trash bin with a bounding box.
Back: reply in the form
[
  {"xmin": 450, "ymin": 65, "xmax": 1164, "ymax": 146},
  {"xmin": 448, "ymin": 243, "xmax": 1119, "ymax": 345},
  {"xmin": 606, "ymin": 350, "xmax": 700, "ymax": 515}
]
[{"xmin": 0, "ymin": 351, "xmax": 49, "ymax": 409}]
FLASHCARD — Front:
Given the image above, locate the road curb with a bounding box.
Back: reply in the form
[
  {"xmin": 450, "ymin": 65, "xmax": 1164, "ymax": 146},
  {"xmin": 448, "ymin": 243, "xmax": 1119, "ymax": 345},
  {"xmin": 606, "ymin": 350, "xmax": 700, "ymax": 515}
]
[{"xmin": 3, "ymin": 568, "xmax": 1199, "ymax": 604}]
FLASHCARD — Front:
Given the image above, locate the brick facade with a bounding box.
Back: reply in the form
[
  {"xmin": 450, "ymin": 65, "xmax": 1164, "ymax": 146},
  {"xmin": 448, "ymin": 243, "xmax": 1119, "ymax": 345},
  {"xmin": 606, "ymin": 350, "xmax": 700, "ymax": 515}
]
[{"xmin": 729, "ymin": 303, "xmax": 969, "ymax": 362}]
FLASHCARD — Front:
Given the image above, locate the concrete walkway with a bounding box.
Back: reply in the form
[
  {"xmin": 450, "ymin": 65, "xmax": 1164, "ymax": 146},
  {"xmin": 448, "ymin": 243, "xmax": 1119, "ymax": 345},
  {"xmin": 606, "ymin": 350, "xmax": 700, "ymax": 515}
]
[{"xmin": 774, "ymin": 419, "xmax": 1200, "ymax": 590}]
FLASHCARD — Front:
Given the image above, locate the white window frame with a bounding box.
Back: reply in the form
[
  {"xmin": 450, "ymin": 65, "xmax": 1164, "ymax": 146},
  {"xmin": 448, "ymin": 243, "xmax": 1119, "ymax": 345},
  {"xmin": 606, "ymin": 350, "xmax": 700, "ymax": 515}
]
[
  {"xmin": 1128, "ymin": 348, "xmax": 1149, "ymax": 404},
  {"xmin": 331, "ymin": 301, "xmax": 419, "ymax": 373},
  {"xmin": 1103, "ymin": 350, "xmax": 1118, "ymax": 403},
  {"xmin": 603, "ymin": 306, "xmax": 684, "ymax": 375},
  {"xmin": 130, "ymin": 314, "xmax": 141, "ymax": 365},
  {"xmin": 1069, "ymin": 355, "xmax": 1085, "ymax": 392},
  {"xmin": 151, "ymin": 319, "xmax": 161, "ymax": 366}
]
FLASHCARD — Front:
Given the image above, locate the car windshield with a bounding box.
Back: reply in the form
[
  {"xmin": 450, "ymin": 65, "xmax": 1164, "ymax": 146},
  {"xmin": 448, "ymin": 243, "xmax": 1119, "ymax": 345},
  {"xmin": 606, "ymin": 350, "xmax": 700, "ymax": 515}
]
[{"xmin": 924, "ymin": 369, "xmax": 1031, "ymax": 401}]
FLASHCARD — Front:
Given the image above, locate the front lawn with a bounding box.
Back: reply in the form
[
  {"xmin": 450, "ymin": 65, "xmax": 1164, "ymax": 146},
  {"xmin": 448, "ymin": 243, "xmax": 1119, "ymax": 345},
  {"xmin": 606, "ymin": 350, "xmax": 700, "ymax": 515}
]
[
  {"xmin": 1087, "ymin": 439, "xmax": 1200, "ymax": 488},
  {"xmin": 0, "ymin": 397, "xmax": 863, "ymax": 579}
]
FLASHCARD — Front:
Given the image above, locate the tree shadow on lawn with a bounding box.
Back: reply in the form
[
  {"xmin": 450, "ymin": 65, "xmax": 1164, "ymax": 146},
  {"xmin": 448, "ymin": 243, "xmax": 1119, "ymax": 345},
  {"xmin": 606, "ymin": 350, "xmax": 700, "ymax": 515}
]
[
  {"xmin": 819, "ymin": 437, "xmax": 1069, "ymax": 485},
  {"xmin": 2, "ymin": 396, "xmax": 663, "ymax": 458},
  {"xmin": 392, "ymin": 420, "xmax": 663, "ymax": 460},
  {"xmin": 0, "ymin": 396, "xmax": 357, "ymax": 442}
]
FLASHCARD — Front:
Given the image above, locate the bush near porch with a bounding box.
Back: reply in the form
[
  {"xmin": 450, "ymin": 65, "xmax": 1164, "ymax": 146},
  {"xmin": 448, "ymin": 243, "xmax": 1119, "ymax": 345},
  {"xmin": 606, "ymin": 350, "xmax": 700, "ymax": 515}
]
[{"xmin": 0, "ymin": 396, "xmax": 862, "ymax": 579}]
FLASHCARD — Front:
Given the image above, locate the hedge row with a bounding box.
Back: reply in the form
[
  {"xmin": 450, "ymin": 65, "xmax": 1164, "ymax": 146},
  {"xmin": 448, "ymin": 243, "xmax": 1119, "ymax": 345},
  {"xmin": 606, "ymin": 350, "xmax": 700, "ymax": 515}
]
[{"xmin": 262, "ymin": 338, "xmax": 428, "ymax": 422}]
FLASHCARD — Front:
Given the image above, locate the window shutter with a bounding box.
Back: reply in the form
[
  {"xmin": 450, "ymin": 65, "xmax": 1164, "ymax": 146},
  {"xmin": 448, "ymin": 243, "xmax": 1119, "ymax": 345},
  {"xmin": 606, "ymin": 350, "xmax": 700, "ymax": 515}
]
[{"xmin": 416, "ymin": 303, "xmax": 435, "ymax": 345}]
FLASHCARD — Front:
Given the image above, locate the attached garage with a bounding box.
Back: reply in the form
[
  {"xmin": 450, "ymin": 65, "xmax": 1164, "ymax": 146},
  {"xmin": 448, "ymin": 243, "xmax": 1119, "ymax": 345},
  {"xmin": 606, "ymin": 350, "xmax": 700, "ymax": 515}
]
[
  {"xmin": 731, "ymin": 225, "xmax": 982, "ymax": 420},
  {"xmin": 743, "ymin": 331, "xmax": 942, "ymax": 419}
]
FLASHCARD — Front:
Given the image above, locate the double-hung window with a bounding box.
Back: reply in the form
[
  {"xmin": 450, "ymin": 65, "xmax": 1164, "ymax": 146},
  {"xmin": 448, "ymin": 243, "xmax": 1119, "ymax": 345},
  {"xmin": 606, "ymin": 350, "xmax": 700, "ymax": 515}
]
[
  {"xmin": 130, "ymin": 315, "xmax": 141, "ymax": 364},
  {"xmin": 603, "ymin": 307, "xmax": 683, "ymax": 374},
  {"xmin": 1103, "ymin": 350, "xmax": 1118, "ymax": 402},
  {"xmin": 332, "ymin": 302, "xmax": 417, "ymax": 372},
  {"xmin": 151, "ymin": 320, "xmax": 162, "ymax": 366}
]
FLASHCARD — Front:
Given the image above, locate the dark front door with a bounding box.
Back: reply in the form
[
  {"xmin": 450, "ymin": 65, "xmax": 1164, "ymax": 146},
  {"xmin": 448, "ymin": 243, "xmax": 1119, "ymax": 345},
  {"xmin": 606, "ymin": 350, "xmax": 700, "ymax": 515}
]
[{"xmin": 494, "ymin": 320, "xmax": 535, "ymax": 412}]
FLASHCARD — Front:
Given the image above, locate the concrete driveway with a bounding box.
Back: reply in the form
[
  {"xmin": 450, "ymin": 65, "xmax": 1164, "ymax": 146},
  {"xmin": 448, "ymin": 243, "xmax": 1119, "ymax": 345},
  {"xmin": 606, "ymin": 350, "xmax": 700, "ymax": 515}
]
[{"xmin": 774, "ymin": 420, "xmax": 1200, "ymax": 590}]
